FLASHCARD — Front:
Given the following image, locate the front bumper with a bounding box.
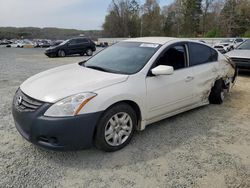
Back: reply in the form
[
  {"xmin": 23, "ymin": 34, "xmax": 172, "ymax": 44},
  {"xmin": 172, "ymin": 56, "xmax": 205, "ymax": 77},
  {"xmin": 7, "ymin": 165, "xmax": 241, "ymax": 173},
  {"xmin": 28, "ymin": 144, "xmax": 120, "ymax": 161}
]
[
  {"xmin": 44, "ymin": 51, "xmax": 57, "ymax": 57},
  {"xmin": 12, "ymin": 98, "xmax": 103, "ymax": 150}
]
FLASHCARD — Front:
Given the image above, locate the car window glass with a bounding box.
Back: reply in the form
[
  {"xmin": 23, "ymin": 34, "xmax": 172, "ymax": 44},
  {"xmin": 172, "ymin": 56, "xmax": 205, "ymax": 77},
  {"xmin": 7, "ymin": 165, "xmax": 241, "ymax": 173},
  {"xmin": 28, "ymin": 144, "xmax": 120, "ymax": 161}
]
[
  {"xmin": 237, "ymin": 40, "xmax": 250, "ymax": 50},
  {"xmin": 236, "ymin": 39, "xmax": 243, "ymax": 43},
  {"xmin": 210, "ymin": 48, "xmax": 218, "ymax": 62},
  {"xmin": 85, "ymin": 42, "xmax": 160, "ymax": 74},
  {"xmin": 69, "ymin": 39, "xmax": 77, "ymax": 45},
  {"xmin": 155, "ymin": 45, "xmax": 186, "ymax": 70},
  {"xmin": 77, "ymin": 38, "xmax": 88, "ymax": 43},
  {"xmin": 189, "ymin": 43, "xmax": 217, "ymax": 66}
]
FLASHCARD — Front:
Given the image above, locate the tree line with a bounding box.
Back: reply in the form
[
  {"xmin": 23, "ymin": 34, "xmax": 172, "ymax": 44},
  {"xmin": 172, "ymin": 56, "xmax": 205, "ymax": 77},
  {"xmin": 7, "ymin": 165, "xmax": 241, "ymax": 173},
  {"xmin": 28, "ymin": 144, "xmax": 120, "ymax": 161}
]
[
  {"xmin": 0, "ymin": 27, "xmax": 102, "ymax": 40},
  {"xmin": 102, "ymin": 0, "xmax": 250, "ymax": 38}
]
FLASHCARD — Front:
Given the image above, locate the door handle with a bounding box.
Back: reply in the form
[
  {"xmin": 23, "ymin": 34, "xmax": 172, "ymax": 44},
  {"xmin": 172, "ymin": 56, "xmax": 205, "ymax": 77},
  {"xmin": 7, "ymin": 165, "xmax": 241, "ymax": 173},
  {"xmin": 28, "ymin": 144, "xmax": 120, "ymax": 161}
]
[{"xmin": 185, "ymin": 76, "xmax": 194, "ymax": 82}]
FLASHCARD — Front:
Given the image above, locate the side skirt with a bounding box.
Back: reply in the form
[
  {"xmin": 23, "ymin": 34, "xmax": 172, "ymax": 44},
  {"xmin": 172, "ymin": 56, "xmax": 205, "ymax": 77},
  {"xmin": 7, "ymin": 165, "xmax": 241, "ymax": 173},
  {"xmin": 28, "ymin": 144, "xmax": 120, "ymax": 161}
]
[{"xmin": 139, "ymin": 101, "xmax": 209, "ymax": 130}]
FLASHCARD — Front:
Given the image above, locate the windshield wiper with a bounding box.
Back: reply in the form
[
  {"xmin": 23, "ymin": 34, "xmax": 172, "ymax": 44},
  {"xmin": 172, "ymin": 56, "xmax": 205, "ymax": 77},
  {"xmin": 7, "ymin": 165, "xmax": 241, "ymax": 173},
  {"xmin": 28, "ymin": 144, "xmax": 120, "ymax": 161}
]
[{"xmin": 85, "ymin": 65, "xmax": 111, "ymax": 72}]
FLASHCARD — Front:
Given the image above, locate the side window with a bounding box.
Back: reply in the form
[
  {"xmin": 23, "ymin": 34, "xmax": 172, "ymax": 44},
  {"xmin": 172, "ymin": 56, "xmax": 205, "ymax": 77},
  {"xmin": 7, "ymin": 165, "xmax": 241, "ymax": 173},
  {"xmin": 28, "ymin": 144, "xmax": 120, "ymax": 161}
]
[
  {"xmin": 189, "ymin": 43, "xmax": 217, "ymax": 66},
  {"xmin": 155, "ymin": 44, "xmax": 186, "ymax": 70},
  {"xmin": 76, "ymin": 38, "xmax": 88, "ymax": 43},
  {"xmin": 69, "ymin": 39, "xmax": 77, "ymax": 45},
  {"xmin": 210, "ymin": 48, "xmax": 218, "ymax": 62}
]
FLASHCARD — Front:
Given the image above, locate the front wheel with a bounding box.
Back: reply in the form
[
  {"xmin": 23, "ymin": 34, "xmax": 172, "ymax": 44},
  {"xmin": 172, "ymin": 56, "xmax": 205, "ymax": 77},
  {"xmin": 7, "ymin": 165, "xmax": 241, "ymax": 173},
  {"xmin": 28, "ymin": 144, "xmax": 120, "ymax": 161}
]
[
  {"xmin": 209, "ymin": 79, "xmax": 225, "ymax": 104},
  {"xmin": 58, "ymin": 50, "xmax": 66, "ymax": 57},
  {"xmin": 94, "ymin": 103, "xmax": 137, "ymax": 152}
]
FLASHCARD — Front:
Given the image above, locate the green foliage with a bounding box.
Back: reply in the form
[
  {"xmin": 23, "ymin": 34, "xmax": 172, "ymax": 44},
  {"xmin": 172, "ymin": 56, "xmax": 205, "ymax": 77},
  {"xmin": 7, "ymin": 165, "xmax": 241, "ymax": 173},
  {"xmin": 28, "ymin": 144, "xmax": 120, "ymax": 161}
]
[
  {"xmin": 220, "ymin": 0, "xmax": 250, "ymax": 37},
  {"xmin": 182, "ymin": 0, "xmax": 202, "ymax": 37},
  {"xmin": 205, "ymin": 28, "xmax": 221, "ymax": 37},
  {"xmin": 141, "ymin": 0, "xmax": 163, "ymax": 36},
  {"xmin": 243, "ymin": 31, "xmax": 250, "ymax": 37},
  {"xmin": 103, "ymin": 0, "xmax": 140, "ymax": 37}
]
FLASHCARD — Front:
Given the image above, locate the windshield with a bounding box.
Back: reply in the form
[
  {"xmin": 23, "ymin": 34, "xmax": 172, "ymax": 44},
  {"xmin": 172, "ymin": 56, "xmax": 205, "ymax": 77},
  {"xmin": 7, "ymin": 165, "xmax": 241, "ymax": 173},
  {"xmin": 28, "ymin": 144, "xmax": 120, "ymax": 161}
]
[
  {"xmin": 59, "ymin": 39, "xmax": 69, "ymax": 46},
  {"xmin": 221, "ymin": 39, "xmax": 233, "ymax": 43},
  {"xmin": 84, "ymin": 42, "xmax": 160, "ymax": 74},
  {"xmin": 237, "ymin": 40, "xmax": 250, "ymax": 50}
]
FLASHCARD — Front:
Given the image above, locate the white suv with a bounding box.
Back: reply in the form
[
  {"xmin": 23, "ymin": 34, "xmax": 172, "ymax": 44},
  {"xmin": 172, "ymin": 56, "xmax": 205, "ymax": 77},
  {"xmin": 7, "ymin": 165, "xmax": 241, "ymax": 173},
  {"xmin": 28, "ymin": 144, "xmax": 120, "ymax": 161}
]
[{"xmin": 12, "ymin": 37, "xmax": 236, "ymax": 151}]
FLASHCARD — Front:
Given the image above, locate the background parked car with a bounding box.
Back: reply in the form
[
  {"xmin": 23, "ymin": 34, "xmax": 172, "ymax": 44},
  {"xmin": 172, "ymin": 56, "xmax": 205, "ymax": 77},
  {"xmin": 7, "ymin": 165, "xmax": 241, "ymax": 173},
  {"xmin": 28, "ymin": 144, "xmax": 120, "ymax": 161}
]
[
  {"xmin": 226, "ymin": 39, "xmax": 250, "ymax": 70},
  {"xmin": 0, "ymin": 39, "xmax": 12, "ymax": 45},
  {"xmin": 8, "ymin": 41, "xmax": 25, "ymax": 48},
  {"xmin": 213, "ymin": 44, "xmax": 228, "ymax": 54},
  {"xmin": 214, "ymin": 38, "xmax": 244, "ymax": 53},
  {"xmin": 34, "ymin": 40, "xmax": 52, "ymax": 48},
  {"xmin": 7, "ymin": 40, "xmax": 34, "ymax": 48},
  {"xmin": 22, "ymin": 41, "xmax": 35, "ymax": 48},
  {"xmin": 45, "ymin": 37, "xmax": 96, "ymax": 57}
]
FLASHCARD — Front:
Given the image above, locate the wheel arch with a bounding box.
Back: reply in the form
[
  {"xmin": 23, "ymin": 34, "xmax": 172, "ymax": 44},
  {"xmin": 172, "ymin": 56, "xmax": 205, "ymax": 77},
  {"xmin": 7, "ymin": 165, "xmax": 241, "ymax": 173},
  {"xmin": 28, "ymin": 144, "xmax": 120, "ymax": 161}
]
[
  {"xmin": 102, "ymin": 100, "xmax": 142, "ymax": 130},
  {"xmin": 92, "ymin": 100, "xmax": 142, "ymax": 141}
]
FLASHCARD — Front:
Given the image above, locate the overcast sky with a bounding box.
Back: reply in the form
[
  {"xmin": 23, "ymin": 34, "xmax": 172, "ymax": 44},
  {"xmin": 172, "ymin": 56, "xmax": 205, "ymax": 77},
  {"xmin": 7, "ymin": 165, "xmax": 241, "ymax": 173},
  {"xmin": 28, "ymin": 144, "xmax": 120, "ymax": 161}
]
[{"xmin": 0, "ymin": 0, "xmax": 172, "ymax": 30}]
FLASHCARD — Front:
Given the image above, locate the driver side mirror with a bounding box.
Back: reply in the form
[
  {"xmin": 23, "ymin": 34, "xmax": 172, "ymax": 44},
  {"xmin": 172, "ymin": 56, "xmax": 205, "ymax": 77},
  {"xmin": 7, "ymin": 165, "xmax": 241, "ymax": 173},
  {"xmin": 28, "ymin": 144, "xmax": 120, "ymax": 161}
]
[{"xmin": 151, "ymin": 65, "xmax": 174, "ymax": 76}]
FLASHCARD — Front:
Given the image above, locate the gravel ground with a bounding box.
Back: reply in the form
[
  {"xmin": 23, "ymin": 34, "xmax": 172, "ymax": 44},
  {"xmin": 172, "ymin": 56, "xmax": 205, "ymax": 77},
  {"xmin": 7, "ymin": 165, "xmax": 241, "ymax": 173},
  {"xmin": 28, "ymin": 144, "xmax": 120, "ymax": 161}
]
[{"xmin": 0, "ymin": 47, "xmax": 250, "ymax": 188}]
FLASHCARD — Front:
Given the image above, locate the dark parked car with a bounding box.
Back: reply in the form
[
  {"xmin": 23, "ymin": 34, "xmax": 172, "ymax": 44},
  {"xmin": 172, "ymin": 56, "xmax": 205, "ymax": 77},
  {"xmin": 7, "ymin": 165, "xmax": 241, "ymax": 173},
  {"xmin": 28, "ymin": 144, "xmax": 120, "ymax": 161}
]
[{"xmin": 45, "ymin": 37, "xmax": 96, "ymax": 57}]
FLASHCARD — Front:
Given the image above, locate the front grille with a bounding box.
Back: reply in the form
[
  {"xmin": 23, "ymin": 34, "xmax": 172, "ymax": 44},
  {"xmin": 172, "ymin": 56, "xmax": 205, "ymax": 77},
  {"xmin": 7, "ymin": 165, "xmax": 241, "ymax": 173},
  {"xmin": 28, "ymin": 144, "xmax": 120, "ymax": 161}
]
[
  {"xmin": 14, "ymin": 89, "xmax": 44, "ymax": 112},
  {"xmin": 231, "ymin": 58, "xmax": 250, "ymax": 64}
]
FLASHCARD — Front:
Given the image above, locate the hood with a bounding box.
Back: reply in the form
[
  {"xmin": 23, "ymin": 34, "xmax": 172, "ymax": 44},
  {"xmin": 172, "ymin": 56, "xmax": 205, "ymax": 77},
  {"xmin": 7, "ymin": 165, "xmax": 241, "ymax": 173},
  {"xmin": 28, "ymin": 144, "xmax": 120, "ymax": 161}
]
[
  {"xmin": 226, "ymin": 50, "xmax": 250, "ymax": 59},
  {"xmin": 20, "ymin": 63, "xmax": 128, "ymax": 103},
  {"xmin": 46, "ymin": 45, "xmax": 58, "ymax": 50}
]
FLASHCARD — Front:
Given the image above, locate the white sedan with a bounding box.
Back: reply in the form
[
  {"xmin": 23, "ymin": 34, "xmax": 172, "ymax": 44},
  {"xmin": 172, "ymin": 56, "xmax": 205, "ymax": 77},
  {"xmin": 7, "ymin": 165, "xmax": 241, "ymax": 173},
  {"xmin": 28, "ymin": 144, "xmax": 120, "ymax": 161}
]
[{"xmin": 12, "ymin": 37, "xmax": 236, "ymax": 151}]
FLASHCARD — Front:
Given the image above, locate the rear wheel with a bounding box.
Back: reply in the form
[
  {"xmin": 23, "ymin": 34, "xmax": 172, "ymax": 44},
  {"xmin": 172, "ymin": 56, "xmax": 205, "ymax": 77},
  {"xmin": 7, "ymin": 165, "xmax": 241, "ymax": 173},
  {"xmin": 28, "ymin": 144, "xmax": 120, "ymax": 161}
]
[
  {"xmin": 209, "ymin": 79, "xmax": 225, "ymax": 104},
  {"xmin": 58, "ymin": 50, "xmax": 66, "ymax": 57},
  {"xmin": 86, "ymin": 49, "xmax": 93, "ymax": 56},
  {"xmin": 94, "ymin": 103, "xmax": 136, "ymax": 152}
]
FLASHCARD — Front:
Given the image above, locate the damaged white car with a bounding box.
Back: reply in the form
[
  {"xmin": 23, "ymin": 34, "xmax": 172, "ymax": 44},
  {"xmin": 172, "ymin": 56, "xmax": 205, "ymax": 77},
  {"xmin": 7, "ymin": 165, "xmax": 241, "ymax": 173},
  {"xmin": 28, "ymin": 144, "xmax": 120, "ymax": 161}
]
[{"xmin": 12, "ymin": 37, "xmax": 236, "ymax": 152}]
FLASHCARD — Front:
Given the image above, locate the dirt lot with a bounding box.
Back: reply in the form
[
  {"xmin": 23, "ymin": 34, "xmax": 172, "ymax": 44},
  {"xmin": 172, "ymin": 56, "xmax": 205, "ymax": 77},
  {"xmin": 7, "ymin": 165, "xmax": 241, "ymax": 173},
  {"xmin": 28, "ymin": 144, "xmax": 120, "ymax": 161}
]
[{"xmin": 0, "ymin": 47, "xmax": 250, "ymax": 188}]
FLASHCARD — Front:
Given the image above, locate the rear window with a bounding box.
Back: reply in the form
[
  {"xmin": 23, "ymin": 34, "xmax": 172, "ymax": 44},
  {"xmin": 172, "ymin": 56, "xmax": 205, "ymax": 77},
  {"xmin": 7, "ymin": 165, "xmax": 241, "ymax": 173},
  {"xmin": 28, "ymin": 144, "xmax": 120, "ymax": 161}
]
[{"xmin": 189, "ymin": 43, "xmax": 218, "ymax": 66}]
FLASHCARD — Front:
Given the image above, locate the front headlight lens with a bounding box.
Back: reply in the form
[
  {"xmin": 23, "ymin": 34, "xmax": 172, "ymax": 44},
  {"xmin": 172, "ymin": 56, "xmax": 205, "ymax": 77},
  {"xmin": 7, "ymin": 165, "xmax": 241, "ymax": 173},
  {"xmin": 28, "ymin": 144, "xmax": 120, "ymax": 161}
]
[{"xmin": 44, "ymin": 92, "xmax": 97, "ymax": 117}]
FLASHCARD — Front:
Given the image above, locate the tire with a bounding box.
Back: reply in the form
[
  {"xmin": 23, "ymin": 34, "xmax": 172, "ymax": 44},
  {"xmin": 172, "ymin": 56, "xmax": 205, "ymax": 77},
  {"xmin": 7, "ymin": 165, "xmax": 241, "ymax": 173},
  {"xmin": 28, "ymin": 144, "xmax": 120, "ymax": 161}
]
[
  {"xmin": 209, "ymin": 79, "xmax": 225, "ymax": 104},
  {"xmin": 86, "ymin": 49, "xmax": 93, "ymax": 56},
  {"xmin": 94, "ymin": 103, "xmax": 137, "ymax": 152},
  {"xmin": 58, "ymin": 50, "xmax": 66, "ymax": 57}
]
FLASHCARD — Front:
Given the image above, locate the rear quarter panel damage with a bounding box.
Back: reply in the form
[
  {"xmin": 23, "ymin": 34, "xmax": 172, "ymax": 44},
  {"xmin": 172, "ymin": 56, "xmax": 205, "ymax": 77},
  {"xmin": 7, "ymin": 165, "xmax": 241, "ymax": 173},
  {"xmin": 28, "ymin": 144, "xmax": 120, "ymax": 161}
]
[{"xmin": 193, "ymin": 54, "xmax": 236, "ymax": 103}]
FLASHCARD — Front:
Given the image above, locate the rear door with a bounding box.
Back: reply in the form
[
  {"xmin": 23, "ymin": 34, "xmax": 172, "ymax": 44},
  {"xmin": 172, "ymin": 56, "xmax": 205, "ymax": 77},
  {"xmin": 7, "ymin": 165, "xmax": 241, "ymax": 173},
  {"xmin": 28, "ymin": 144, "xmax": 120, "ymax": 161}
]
[
  {"xmin": 76, "ymin": 38, "xmax": 90, "ymax": 53},
  {"xmin": 188, "ymin": 42, "xmax": 219, "ymax": 103}
]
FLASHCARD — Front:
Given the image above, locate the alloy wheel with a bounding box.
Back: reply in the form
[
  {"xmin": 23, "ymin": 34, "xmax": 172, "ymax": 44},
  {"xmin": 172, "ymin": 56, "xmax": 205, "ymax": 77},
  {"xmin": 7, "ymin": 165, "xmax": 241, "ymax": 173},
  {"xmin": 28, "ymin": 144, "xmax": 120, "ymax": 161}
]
[{"xmin": 104, "ymin": 112, "xmax": 133, "ymax": 146}]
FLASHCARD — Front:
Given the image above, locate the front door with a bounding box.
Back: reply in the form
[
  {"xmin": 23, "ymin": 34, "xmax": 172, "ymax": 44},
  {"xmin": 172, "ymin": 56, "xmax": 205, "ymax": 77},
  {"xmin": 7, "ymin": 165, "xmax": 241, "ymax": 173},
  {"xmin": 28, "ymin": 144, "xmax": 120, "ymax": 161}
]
[{"xmin": 146, "ymin": 43, "xmax": 195, "ymax": 120}]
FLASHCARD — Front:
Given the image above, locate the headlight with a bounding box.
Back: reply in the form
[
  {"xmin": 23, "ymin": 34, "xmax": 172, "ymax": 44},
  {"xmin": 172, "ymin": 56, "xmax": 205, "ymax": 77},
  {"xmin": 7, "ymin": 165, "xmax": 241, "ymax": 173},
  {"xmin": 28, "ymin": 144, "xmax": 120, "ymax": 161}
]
[{"xmin": 44, "ymin": 92, "xmax": 97, "ymax": 117}]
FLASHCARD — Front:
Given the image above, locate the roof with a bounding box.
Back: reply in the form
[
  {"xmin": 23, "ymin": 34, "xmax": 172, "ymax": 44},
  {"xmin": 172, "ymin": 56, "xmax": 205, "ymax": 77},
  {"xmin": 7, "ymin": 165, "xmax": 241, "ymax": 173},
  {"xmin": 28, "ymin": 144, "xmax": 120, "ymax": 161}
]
[{"xmin": 124, "ymin": 37, "xmax": 176, "ymax": 45}]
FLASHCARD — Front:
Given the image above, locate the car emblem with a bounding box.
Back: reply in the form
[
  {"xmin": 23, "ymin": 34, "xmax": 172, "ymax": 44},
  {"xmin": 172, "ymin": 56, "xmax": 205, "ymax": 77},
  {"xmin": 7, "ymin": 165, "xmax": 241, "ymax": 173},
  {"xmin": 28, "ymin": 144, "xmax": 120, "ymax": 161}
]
[{"xmin": 17, "ymin": 96, "xmax": 23, "ymax": 105}]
